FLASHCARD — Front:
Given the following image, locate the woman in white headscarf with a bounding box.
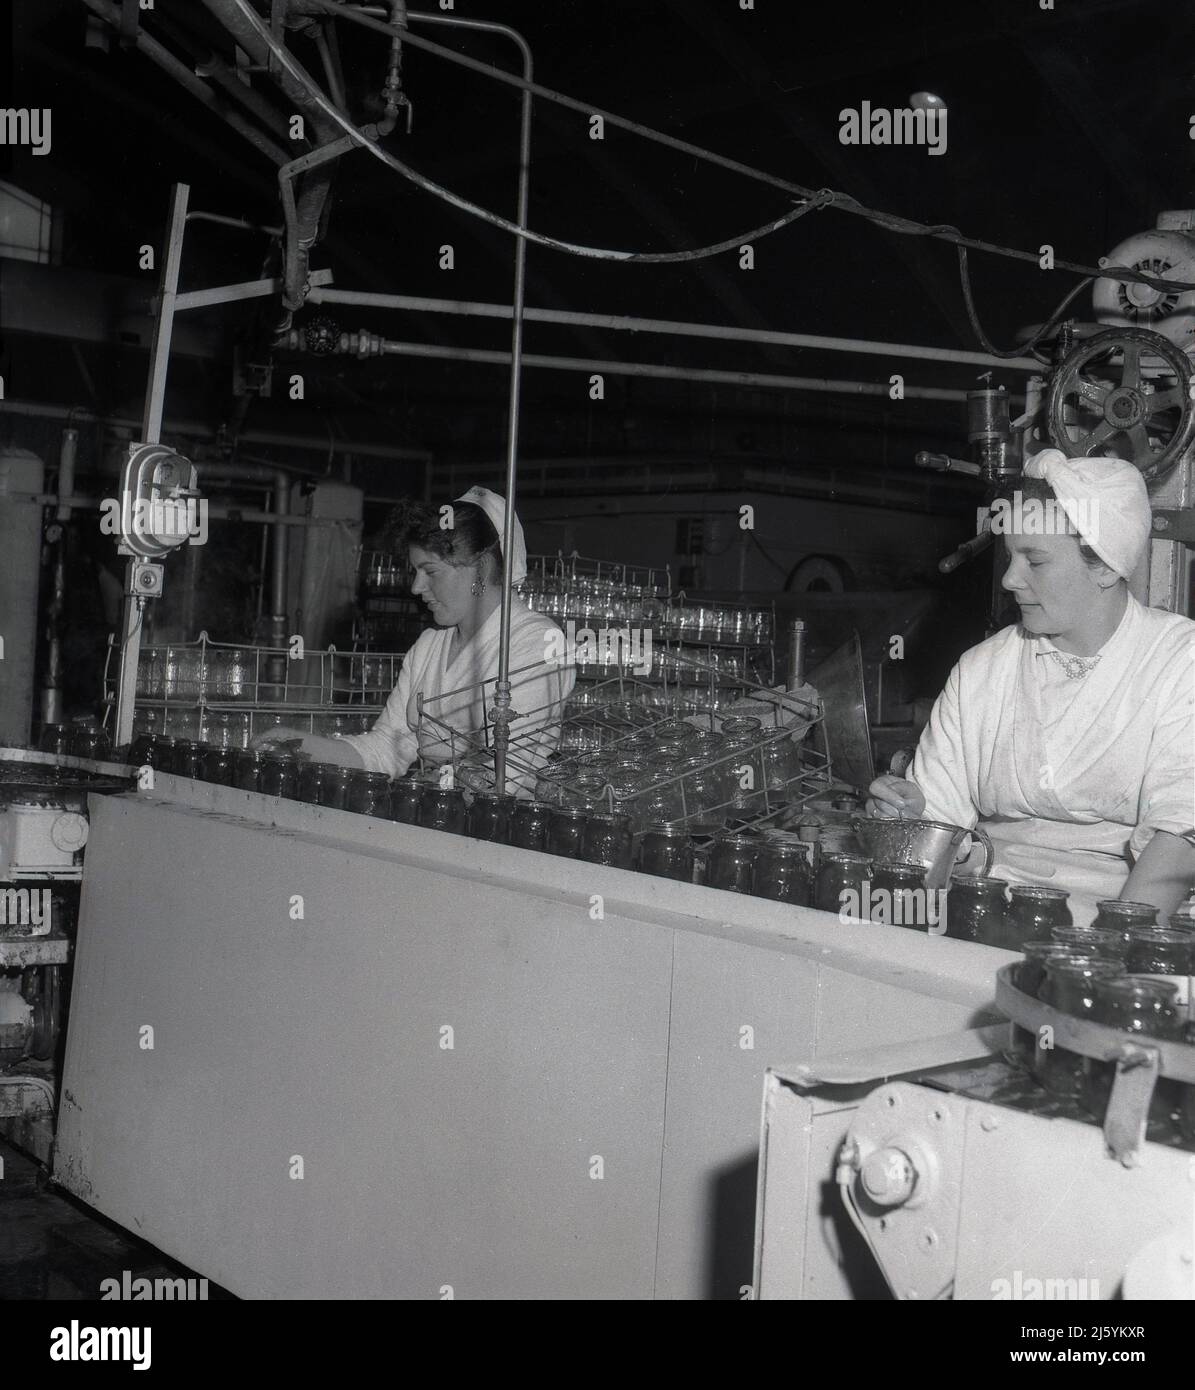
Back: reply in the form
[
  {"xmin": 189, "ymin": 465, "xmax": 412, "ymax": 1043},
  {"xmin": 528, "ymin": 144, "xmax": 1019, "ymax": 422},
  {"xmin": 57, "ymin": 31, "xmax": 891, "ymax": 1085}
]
[
  {"xmin": 255, "ymin": 488, "xmax": 575, "ymax": 794},
  {"xmin": 867, "ymin": 450, "xmax": 1195, "ymax": 925}
]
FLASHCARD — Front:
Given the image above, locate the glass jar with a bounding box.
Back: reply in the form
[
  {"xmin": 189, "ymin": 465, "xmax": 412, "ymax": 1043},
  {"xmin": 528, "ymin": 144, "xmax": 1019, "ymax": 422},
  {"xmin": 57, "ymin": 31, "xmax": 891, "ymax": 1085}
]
[
  {"xmin": 418, "ymin": 786, "xmax": 466, "ymax": 834},
  {"xmin": 1050, "ymin": 925, "xmax": 1127, "ymax": 962},
  {"xmin": 298, "ymin": 760, "xmax": 329, "ymax": 804},
  {"xmin": 391, "ymin": 776, "xmax": 424, "ymax": 825},
  {"xmin": 720, "ymin": 736, "xmax": 764, "ymax": 815},
  {"xmin": 870, "ymin": 861, "xmax": 936, "ymax": 931},
  {"xmin": 467, "ymin": 792, "xmax": 516, "ymax": 842},
  {"xmin": 349, "ymin": 771, "xmax": 392, "ymax": 818},
  {"xmin": 127, "ymin": 731, "xmax": 161, "ymax": 769},
  {"xmin": 1091, "ymin": 900, "xmax": 1158, "ymax": 949},
  {"xmin": 1007, "ymin": 885, "xmax": 1072, "ymax": 945},
  {"xmin": 677, "ymin": 755, "xmax": 726, "ymax": 835},
  {"xmin": 1082, "ymin": 976, "xmax": 1182, "ymax": 1125},
  {"xmin": 753, "ymin": 840, "xmax": 811, "ymax": 906},
  {"xmin": 510, "ymin": 801, "xmax": 553, "ymax": 852},
  {"xmin": 1125, "ymin": 928, "xmax": 1195, "ymax": 980},
  {"xmin": 944, "ymin": 874, "xmax": 1009, "ymax": 945},
  {"xmin": 1010, "ymin": 942, "xmax": 1083, "ymax": 1070},
  {"xmin": 637, "ymin": 825, "xmax": 695, "ymax": 882},
  {"xmin": 201, "ymin": 743, "xmax": 236, "ymax": 787},
  {"xmin": 579, "ymin": 813, "xmax": 633, "ymax": 869},
  {"xmin": 706, "ymin": 833, "xmax": 759, "ymax": 895},
  {"xmin": 721, "ymin": 716, "xmax": 763, "ymax": 739},
  {"xmin": 318, "ymin": 767, "xmax": 352, "ymax": 811},
  {"xmin": 547, "ymin": 807, "xmax": 589, "ymax": 858},
  {"xmin": 38, "ymin": 724, "xmax": 73, "ymax": 757},
  {"xmin": 232, "ymin": 748, "xmax": 261, "ymax": 792},
  {"xmin": 1036, "ymin": 957, "xmax": 1125, "ymax": 1099},
  {"xmin": 70, "ymin": 722, "xmax": 110, "ymax": 760},
  {"xmin": 172, "ymin": 738, "xmax": 202, "ymax": 780},
  {"xmin": 814, "ymin": 852, "xmax": 871, "ymax": 917},
  {"xmin": 259, "ymin": 753, "xmax": 299, "ymax": 799}
]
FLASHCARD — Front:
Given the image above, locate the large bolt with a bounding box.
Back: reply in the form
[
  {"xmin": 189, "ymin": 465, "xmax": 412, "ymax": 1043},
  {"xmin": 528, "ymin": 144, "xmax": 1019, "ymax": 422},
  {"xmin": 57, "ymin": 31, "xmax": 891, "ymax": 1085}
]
[{"xmin": 859, "ymin": 1147, "xmax": 917, "ymax": 1208}]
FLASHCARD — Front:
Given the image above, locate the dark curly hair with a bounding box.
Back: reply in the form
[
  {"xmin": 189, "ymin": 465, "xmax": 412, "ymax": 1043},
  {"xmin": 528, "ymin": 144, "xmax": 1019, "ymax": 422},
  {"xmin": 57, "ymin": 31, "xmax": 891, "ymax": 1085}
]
[
  {"xmin": 994, "ymin": 475, "xmax": 1105, "ymax": 570},
  {"xmin": 377, "ymin": 498, "xmax": 502, "ymax": 575}
]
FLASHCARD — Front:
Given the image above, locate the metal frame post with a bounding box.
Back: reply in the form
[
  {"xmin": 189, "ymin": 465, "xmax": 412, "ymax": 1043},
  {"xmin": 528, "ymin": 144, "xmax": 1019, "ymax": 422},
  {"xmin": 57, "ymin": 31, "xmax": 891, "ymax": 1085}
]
[{"xmin": 114, "ymin": 182, "xmax": 190, "ymax": 749}]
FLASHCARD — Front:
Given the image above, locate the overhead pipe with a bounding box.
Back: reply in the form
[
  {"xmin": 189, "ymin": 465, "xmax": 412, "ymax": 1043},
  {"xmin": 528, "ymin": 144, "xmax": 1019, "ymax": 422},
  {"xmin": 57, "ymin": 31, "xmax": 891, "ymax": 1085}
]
[
  {"xmin": 304, "ymin": 288, "xmax": 1041, "ymax": 373},
  {"xmin": 77, "ymin": 0, "xmax": 290, "ymax": 166},
  {"xmin": 0, "ymin": 401, "xmax": 432, "ymax": 463},
  {"xmin": 282, "ymin": 331, "xmax": 971, "ymax": 402}
]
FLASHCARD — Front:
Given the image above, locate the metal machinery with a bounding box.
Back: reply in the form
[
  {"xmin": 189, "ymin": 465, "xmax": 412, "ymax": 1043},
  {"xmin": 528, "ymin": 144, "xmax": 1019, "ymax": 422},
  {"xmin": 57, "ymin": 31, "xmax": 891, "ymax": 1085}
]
[
  {"xmin": 922, "ymin": 211, "xmax": 1195, "ymax": 624},
  {"xmin": 754, "ymin": 1007, "xmax": 1195, "ymax": 1300},
  {"xmin": 0, "ymin": 750, "xmax": 131, "ymax": 1164}
]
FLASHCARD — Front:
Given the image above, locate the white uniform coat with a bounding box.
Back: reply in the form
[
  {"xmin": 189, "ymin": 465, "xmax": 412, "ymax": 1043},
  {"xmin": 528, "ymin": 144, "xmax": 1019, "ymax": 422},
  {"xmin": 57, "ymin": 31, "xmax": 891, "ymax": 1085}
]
[
  {"xmin": 910, "ymin": 595, "xmax": 1195, "ymax": 925},
  {"xmin": 341, "ymin": 597, "xmax": 575, "ymax": 793}
]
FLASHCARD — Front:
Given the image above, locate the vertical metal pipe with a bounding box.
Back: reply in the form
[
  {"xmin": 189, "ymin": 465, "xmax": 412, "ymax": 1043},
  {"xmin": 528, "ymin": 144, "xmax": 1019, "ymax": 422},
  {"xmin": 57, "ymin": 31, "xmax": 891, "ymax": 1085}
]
[
  {"xmin": 271, "ymin": 469, "xmax": 290, "ymax": 621},
  {"xmin": 115, "ymin": 183, "xmax": 190, "ymax": 749},
  {"xmin": 403, "ymin": 11, "xmax": 534, "ymax": 794},
  {"xmin": 42, "ymin": 427, "xmax": 78, "ymax": 725}
]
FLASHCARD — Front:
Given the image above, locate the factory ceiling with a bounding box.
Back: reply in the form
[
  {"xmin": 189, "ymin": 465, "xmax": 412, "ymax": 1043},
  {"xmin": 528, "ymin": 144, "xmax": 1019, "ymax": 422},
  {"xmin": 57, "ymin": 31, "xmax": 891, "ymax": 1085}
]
[{"xmin": 3, "ymin": 0, "xmax": 1191, "ymax": 506}]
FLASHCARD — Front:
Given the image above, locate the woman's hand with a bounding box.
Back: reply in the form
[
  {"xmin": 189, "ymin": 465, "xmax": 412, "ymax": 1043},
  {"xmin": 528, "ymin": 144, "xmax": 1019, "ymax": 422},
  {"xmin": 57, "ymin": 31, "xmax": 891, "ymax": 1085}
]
[
  {"xmin": 248, "ymin": 728, "xmax": 364, "ymax": 769},
  {"xmin": 865, "ymin": 775, "xmax": 926, "ymax": 820},
  {"xmin": 250, "ymin": 725, "xmax": 308, "ymax": 753}
]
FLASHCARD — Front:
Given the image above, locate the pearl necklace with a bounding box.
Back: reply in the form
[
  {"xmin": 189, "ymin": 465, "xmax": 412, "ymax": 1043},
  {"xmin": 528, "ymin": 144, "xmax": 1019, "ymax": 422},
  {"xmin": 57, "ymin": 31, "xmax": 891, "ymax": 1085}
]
[{"xmin": 1045, "ymin": 648, "xmax": 1102, "ymax": 680}]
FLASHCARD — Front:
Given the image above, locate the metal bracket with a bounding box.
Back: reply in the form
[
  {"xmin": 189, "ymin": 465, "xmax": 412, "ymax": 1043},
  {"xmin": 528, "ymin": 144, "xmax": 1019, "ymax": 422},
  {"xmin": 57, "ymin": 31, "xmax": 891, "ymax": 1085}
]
[
  {"xmin": 1150, "ymin": 509, "xmax": 1195, "ymax": 547},
  {"xmin": 1103, "ymin": 1045, "xmax": 1160, "ymax": 1168}
]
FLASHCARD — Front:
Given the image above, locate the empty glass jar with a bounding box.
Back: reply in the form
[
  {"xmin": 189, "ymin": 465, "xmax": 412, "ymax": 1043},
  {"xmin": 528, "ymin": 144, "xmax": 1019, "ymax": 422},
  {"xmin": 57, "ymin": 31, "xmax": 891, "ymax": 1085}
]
[{"xmin": 637, "ymin": 826, "xmax": 695, "ymax": 882}]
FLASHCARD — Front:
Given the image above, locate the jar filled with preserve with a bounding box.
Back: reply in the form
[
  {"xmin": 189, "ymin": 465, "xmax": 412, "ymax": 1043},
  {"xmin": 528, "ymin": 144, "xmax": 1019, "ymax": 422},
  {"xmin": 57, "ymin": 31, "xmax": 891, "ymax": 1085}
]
[
  {"xmin": 467, "ymin": 792, "xmax": 516, "ymax": 842},
  {"xmin": 944, "ymin": 874, "xmax": 1008, "ymax": 945},
  {"xmin": 814, "ymin": 851, "xmax": 870, "ymax": 918},
  {"xmin": 510, "ymin": 801, "xmax": 552, "ymax": 852},
  {"xmin": 1050, "ymin": 925, "xmax": 1127, "ymax": 961},
  {"xmin": 1007, "ymin": 885, "xmax": 1072, "ymax": 944},
  {"xmin": 707, "ymin": 833, "xmax": 759, "ymax": 895},
  {"xmin": 390, "ymin": 775, "xmax": 424, "ymax": 825},
  {"xmin": 547, "ymin": 807, "xmax": 589, "ymax": 858},
  {"xmin": 637, "ymin": 825, "xmax": 695, "ymax": 882},
  {"xmin": 201, "ymin": 742, "xmax": 236, "ymax": 787},
  {"xmin": 1091, "ymin": 900, "xmax": 1158, "ymax": 949},
  {"xmin": 259, "ymin": 753, "xmax": 298, "ymax": 799},
  {"xmin": 39, "ymin": 724, "xmax": 73, "ymax": 757},
  {"xmin": 349, "ymin": 770, "xmax": 392, "ymax": 818},
  {"xmin": 172, "ymin": 738, "xmax": 203, "ymax": 780},
  {"xmin": 1036, "ymin": 956, "xmax": 1124, "ymax": 1099},
  {"xmin": 232, "ymin": 748, "xmax": 261, "ymax": 792},
  {"xmin": 318, "ymin": 767, "xmax": 352, "ymax": 811},
  {"xmin": 418, "ymin": 785, "xmax": 466, "ymax": 834},
  {"xmin": 298, "ymin": 760, "xmax": 329, "ymax": 804},
  {"xmin": 870, "ymin": 860, "xmax": 935, "ymax": 931},
  {"xmin": 1125, "ymin": 928, "xmax": 1195, "ymax": 981},
  {"xmin": 127, "ymin": 732, "xmax": 162, "ymax": 770},
  {"xmin": 753, "ymin": 839, "xmax": 811, "ymax": 906},
  {"xmin": 1082, "ymin": 976, "xmax": 1182, "ymax": 1126},
  {"xmin": 580, "ymin": 812, "xmax": 633, "ymax": 869}
]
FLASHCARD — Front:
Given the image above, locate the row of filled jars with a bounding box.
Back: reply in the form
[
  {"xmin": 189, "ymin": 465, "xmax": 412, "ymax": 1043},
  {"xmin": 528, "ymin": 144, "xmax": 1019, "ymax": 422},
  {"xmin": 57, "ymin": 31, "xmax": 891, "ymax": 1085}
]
[{"xmin": 1009, "ymin": 928, "xmax": 1195, "ymax": 1143}]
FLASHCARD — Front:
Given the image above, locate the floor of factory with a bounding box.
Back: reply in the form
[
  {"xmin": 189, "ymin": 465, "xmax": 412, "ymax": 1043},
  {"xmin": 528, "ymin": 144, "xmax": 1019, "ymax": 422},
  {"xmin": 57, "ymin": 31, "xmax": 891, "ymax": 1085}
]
[{"xmin": 0, "ymin": 1139, "xmax": 231, "ymax": 1300}]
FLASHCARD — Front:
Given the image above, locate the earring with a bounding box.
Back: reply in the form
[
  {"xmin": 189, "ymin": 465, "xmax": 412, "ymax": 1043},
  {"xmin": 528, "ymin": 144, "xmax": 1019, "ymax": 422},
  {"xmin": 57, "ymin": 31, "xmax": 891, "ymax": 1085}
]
[{"xmin": 471, "ymin": 577, "xmax": 487, "ymax": 596}]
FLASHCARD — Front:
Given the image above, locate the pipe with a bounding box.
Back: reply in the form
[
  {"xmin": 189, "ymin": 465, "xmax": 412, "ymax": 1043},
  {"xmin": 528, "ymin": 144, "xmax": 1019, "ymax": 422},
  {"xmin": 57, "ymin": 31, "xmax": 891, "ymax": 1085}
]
[
  {"xmin": 331, "ymin": 337, "xmax": 970, "ymax": 402},
  {"xmin": 199, "ymin": 0, "xmax": 341, "ymax": 315},
  {"xmin": 186, "ymin": 211, "xmax": 284, "ymax": 236},
  {"xmin": 304, "ymin": 288, "xmax": 1041, "ymax": 372},
  {"xmin": 195, "ymin": 46, "xmax": 296, "ymax": 142},
  {"xmin": 0, "ymin": 1075, "xmax": 55, "ymax": 1113},
  {"xmin": 78, "ymin": 0, "xmax": 290, "ymax": 166},
  {"xmin": 41, "ymin": 428, "xmax": 77, "ymax": 726},
  {"xmin": 271, "ymin": 468, "xmax": 289, "ymax": 625},
  {"xmin": 0, "ymin": 401, "xmax": 432, "ymax": 463}
]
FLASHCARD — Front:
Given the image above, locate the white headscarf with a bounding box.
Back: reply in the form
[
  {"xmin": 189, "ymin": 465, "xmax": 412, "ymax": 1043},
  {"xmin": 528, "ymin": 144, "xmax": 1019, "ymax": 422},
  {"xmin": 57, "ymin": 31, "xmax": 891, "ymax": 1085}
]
[
  {"xmin": 1021, "ymin": 449, "xmax": 1152, "ymax": 580},
  {"xmin": 454, "ymin": 486, "xmax": 528, "ymax": 583}
]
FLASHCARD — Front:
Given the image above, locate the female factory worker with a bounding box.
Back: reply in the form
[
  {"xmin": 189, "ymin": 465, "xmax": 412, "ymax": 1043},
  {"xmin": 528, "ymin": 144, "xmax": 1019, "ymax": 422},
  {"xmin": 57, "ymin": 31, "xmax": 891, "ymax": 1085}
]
[
  {"xmin": 867, "ymin": 449, "xmax": 1195, "ymax": 926},
  {"xmin": 256, "ymin": 487, "xmax": 575, "ymax": 792}
]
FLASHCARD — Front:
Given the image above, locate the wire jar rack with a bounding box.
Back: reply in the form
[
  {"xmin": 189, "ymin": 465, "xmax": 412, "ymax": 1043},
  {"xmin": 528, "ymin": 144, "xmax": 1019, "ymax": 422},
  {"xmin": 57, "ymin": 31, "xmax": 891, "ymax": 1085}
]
[
  {"xmin": 415, "ymin": 658, "xmax": 830, "ymax": 837},
  {"xmin": 102, "ymin": 632, "xmax": 404, "ymax": 745}
]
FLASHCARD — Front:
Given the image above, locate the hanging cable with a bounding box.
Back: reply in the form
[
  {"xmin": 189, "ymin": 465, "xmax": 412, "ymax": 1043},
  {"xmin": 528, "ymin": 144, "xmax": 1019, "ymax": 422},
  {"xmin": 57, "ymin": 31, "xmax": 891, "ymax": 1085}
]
[
  {"xmin": 308, "ymin": 0, "xmax": 1195, "ymax": 298},
  {"xmin": 957, "ymin": 245, "xmax": 1096, "ymax": 360}
]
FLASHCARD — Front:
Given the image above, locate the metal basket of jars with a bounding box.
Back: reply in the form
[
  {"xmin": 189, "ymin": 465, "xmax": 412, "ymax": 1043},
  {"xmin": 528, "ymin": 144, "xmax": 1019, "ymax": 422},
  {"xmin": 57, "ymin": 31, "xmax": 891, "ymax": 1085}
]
[
  {"xmin": 993, "ymin": 909, "xmax": 1195, "ymax": 1165},
  {"xmin": 103, "ymin": 632, "xmax": 405, "ymax": 748}
]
